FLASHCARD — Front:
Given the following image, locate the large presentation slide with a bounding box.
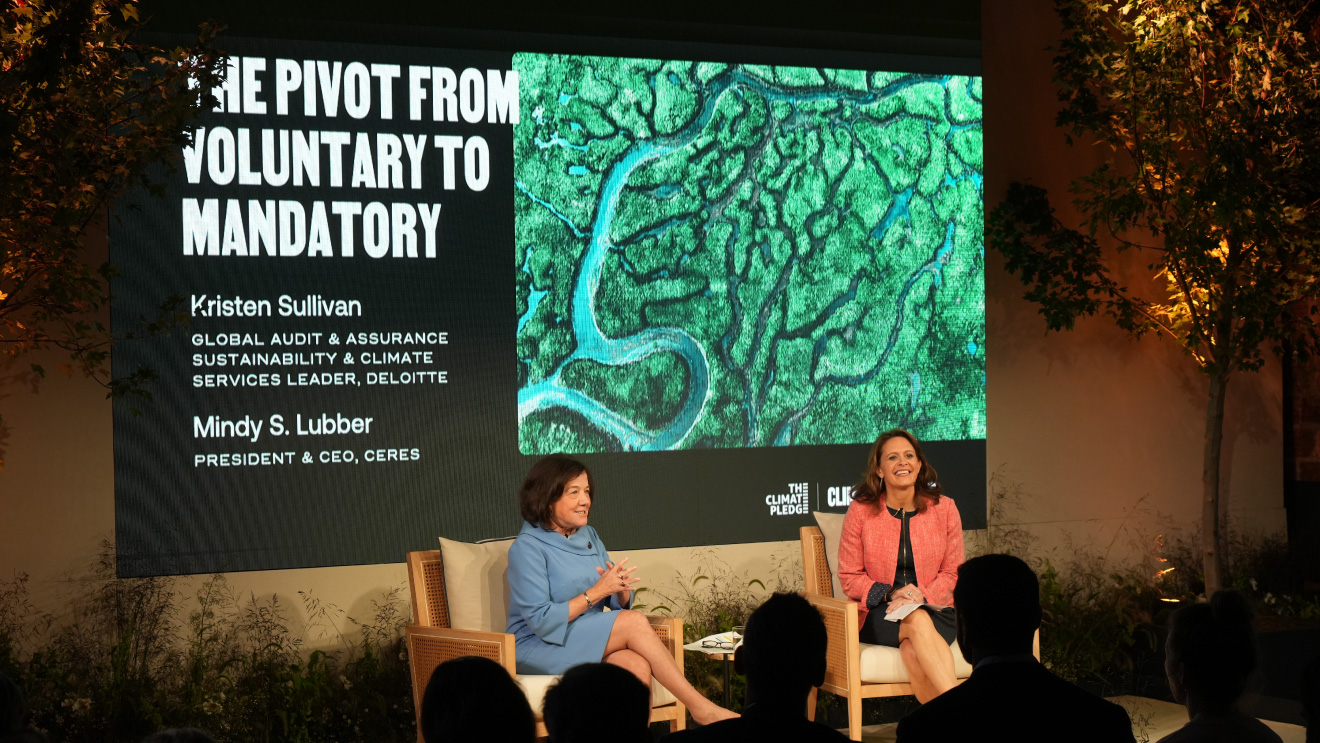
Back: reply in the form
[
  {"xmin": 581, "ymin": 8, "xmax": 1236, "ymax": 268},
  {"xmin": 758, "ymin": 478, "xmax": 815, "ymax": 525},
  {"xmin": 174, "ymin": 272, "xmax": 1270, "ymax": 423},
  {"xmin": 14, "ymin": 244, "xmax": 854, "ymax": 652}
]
[{"xmin": 110, "ymin": 33, "xmax": 986, "ymax": 577}]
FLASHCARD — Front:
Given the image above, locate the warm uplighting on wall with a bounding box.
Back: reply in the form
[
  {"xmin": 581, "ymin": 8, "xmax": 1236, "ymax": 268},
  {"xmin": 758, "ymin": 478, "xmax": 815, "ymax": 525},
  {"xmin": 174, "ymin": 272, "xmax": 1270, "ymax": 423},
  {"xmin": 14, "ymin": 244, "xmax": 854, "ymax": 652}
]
[{"xmin": 1152, "ymin": 534, "xmax": 1182, "ymax": 603}]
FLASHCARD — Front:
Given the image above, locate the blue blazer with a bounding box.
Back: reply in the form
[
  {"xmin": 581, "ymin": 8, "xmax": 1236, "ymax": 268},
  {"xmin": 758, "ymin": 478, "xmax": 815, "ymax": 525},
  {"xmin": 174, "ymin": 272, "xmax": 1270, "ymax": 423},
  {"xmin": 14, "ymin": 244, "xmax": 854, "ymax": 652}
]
[{"xmin": 505, "ymin": 521, "xmax": 625, "ymax": 675}]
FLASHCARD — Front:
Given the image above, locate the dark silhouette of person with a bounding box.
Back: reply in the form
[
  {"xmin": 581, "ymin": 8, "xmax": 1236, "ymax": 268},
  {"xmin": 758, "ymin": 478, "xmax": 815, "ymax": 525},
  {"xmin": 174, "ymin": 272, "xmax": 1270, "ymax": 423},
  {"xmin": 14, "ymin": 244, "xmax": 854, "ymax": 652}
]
[
  {"xmin": 542, "ymin": 661, "xmax": 652, "ymax": 743},
  {"xmin": 141, "ymin": 729, "xmax": 217, "ymax": 743},
  {"xmin": 1302, "ymin": 653, "xmax": 1320, "ymax": 743},
  {"xmin": 0, "ymin": 671, "xmax": 43, "ymax": 743},
  {"xmin": 0, "ymin": 673, "xmax": 23, "ymax": 736},
  {"xmin": 1158, "ymin": 590, "xmax": 1281, "ymax": 743},
  {"xmin": 896, "ymin": 554, "xmax": 1136, "ymax": 743},
  {"xmin": 661, "ymin": 592, "xmax": 849, "ymax": 742},
  {"xmin": 420, "ymin": 655, "xmax": 536, "ymax": 743}
]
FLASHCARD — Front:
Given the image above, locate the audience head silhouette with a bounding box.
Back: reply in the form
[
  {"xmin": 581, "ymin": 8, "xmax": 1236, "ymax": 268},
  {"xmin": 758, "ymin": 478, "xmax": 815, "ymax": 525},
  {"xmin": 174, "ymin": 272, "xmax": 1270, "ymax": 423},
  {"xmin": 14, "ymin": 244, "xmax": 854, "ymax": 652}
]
[
  {"xmin": 421, "ymin": 655, "xmax": 536, "ymax": 743},
  {"xmin": 1301, "ymin": 652, "xmax": 1320, "ymax": 736},
  {"xmin": 141, "ymin": 729, "xmax": 216, "ymax": 743},
  {"xmin": 1165, "ymin": 589, "xmax": 1258, "ymax": 711},
  {"xmin": 735, "ymin": 591, "xmax": 828, "ymax": 696},
  {"xmin": 953, "ymin": 554, "xmax": 1041, "ymax": 662},
  {"xmin": 542, "ymin": 662, "xmax": 650, "ymax": 743},
  {"xmin": 0, "ymin": 672, "xmax": 24, "ymax": 735}
]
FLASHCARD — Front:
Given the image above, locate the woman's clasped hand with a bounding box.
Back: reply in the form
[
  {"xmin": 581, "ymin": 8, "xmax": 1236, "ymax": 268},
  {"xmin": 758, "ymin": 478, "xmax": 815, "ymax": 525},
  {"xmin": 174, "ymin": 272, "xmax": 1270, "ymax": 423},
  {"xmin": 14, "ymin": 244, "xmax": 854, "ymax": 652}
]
[
  {"xmin": 886, "ymin": 584, "xmax": 926, "ymax": 613},
  {"xmin": 592, "ymin": 558, "xmax": 638, "ymax": 605}
]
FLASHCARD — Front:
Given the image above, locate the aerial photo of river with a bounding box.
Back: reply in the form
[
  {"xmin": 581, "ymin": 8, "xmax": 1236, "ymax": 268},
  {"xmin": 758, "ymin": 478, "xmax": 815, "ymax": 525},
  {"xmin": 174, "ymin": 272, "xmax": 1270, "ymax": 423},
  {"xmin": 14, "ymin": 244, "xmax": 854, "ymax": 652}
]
[{"xmin": 514, "ymin": 54, "xmax": 985, "ymax": 454}]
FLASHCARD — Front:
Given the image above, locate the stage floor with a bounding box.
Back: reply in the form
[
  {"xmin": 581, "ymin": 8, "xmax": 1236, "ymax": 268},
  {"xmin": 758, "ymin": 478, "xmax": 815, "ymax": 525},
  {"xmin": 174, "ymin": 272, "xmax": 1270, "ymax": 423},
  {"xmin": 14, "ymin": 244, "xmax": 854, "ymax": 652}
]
[{"xmin": 846, "ymin": 696, "xmax": 1306, "ymax": 742}]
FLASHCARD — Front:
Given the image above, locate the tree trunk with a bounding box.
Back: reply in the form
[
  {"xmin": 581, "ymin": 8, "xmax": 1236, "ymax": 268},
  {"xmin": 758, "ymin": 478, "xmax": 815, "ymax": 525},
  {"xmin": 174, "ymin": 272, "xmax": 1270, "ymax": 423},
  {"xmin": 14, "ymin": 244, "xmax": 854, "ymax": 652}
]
[{"xmin": 1202, "ymin": 366, "xmax": 1230, "ymax": 595}]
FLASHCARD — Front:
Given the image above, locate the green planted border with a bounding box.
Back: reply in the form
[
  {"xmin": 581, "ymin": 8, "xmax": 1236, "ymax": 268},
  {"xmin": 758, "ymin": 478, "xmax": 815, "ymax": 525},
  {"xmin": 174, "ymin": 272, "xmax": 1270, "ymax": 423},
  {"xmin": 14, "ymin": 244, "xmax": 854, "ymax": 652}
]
[
  {"xmin": 0, "ymin": 544, "xmax": 414, "ymax": 743},
  {"xmin": 3, "ymin": 518, "xmax": 1312, "ymax": 739}
]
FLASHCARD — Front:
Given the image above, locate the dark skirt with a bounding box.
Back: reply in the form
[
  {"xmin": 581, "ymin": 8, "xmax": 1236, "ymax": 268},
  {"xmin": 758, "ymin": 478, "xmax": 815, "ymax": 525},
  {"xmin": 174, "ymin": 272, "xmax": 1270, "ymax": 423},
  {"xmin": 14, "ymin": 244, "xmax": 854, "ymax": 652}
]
[{"xmin": 859, "ymin": 606, "xmax": 957, "ymax": 647}]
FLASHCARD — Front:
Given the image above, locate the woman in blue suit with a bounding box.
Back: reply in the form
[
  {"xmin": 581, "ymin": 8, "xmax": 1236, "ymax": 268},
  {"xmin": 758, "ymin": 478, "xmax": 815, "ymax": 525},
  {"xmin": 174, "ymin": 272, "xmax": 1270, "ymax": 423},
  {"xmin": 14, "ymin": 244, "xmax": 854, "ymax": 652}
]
[{"xmin": 506, "ymin": 454, "xmax": 736, "ymax": 725}]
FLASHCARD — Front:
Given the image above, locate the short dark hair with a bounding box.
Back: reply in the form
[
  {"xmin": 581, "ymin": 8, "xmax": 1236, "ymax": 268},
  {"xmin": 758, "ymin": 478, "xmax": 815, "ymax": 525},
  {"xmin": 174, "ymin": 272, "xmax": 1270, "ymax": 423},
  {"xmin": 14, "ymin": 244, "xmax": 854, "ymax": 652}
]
[
  {"xmin": 519, "ymin": 454, "xmax": 594, "ymax": 528},
  {"xmin": 851, "ymin": 429, "xmax": 943, "ymax": 511},
  {"xmin": 738, "ymin": 592, "xmax": 827, "ymax": 691},
  {"xmin": 543, "ymin": 663, "xmax": 650, "ymax": 743},
  {"xmin": 954, "ymin": 554, "xmax": 1041, "ymax": 655},
  {"xmin": 1166, "ymin": 589, "xmax": 1258, "ymax": 708},
  {"xmin": 421, "ymin": 656, "xmax": 535, "ymax": 743}
]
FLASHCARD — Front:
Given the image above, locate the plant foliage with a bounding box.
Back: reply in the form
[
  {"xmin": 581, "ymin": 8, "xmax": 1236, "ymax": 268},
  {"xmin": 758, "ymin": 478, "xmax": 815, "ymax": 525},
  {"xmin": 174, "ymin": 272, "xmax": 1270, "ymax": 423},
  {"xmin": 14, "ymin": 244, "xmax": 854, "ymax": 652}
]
[
  {"xmin": 637, "ymin": 547, "xmax": 800, "ymax": 715},
  {"xmin": 0, "ymin": 0, "xmax": 222, "ymax": 431},
  {"xmin": 987, "ymin": 0, "xmax": 1320, "ymax": 592},
  {"xmin": 1, "ymin": 543, "xmax": 414, "ymax": 743}
]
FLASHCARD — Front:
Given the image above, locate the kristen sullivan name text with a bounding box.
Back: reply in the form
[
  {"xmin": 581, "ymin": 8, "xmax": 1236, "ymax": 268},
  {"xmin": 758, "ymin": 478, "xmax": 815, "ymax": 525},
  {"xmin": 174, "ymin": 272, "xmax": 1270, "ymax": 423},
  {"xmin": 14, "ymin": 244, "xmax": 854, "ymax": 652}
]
[{"xmin": 192, "ymin": 293, "xmax": 361, "ymax": 317}]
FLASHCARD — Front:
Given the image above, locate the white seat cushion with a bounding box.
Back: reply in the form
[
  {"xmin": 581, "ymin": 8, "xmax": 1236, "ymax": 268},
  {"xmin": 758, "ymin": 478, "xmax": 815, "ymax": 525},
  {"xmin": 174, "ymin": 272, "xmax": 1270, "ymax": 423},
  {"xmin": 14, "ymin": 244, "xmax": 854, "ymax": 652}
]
[
  {"xmin": 859, "ymin": 640, "xmax": 974, "ymax": 683},
  {"xmin": 517, "ymin": 674, "xmax": 678, "ymax": 715}
]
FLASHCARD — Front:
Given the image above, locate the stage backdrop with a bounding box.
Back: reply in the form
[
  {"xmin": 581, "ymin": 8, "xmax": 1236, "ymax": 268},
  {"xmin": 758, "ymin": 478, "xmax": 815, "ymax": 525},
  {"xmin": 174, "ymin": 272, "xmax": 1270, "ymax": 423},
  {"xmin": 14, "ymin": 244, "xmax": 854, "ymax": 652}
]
[{"xmin": 110, "ymin": 32, "xmax": 986, "ymax": 577}]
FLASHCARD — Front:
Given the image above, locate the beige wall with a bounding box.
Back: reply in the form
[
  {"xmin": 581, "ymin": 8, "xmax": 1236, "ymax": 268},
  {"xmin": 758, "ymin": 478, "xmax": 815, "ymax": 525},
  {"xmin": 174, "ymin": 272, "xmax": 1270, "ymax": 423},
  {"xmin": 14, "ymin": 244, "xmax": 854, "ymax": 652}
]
[
  {"xmin": 0, "ymin": 0, "xmax": 1284, "ymax": 645},
  {"xmin": 980, "ymin": 0, "xmax": 1284, "ymax": 567}
]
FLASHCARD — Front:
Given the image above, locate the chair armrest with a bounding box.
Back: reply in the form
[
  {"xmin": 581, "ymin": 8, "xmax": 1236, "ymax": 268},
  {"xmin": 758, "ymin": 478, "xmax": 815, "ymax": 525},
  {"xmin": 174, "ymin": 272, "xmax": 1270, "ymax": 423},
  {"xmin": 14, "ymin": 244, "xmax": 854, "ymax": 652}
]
[
  {"xmin": 804, "ymin": 593, "xmax": 860, "ymax": 694},
  {"xmin": 644, "ymin": 614, "xmax": 685, "ymax": 725},
  {"xmin": 644, "ymin": 614, "xmax": 683, "ymax": 664},
  {"xmin": 406, "ymin": 625, "xmax": 518, "ymax": 740},
  {"xmin": 406, "ymin": 624, "xmax": 517, "ymax": 676},
  {"xmin": 801, "ymin": 526, "xmax": 833, "ymax": 597}
]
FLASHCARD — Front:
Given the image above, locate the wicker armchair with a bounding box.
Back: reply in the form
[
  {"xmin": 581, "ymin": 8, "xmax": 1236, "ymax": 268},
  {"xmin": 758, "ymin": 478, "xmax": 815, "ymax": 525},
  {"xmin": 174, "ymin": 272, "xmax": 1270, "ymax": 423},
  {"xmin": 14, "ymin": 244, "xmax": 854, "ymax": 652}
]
[
  {"xmin": 404, "ymin": 547, "xmax": 686, "ymax": 741},
  {"xmin": 802, "ymin": 525, "xmax": 1047, "ymax": 741}
]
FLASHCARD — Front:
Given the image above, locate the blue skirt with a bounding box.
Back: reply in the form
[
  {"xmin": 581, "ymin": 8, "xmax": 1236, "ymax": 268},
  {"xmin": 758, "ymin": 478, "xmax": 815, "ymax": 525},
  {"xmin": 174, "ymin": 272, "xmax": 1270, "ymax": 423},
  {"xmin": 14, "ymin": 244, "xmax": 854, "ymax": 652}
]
[{"xmin": 514, "ymin": 608, "xmax": 621, "ymax": 675}]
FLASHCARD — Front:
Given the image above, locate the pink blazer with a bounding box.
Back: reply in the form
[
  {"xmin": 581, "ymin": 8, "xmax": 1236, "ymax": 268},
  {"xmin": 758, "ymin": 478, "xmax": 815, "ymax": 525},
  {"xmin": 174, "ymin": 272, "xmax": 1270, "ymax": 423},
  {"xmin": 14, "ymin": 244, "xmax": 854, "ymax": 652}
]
[{"xmin": 837, "ymin": 494, "xmax": 965, "ymax": 628}]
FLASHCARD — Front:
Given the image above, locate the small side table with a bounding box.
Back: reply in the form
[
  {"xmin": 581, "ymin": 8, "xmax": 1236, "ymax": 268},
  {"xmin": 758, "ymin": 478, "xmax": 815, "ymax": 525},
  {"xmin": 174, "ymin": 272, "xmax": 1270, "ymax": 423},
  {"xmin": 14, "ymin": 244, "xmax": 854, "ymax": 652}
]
[{"xmin": 682, "ymin": 632, "xmax": 742, "ymax": 708}]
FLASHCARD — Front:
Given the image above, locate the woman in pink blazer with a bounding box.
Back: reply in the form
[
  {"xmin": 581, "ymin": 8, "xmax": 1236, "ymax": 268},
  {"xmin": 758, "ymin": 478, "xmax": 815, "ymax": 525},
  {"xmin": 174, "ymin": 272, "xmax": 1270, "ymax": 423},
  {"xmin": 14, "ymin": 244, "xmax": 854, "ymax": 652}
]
[{"xmin": 837, "ymin": 429, "xmax": 964, "ymax": 703}]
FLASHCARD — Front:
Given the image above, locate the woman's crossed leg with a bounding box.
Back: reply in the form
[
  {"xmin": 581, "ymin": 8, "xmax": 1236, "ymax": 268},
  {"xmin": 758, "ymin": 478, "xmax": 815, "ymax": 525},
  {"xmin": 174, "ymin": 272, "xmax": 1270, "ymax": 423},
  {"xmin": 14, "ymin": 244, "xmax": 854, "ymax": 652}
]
[
  {"xmin": 897, "ymin": 609, "xmax": 956, "ymax": 703},
  {"xmin": 601, "ymin": 609, "xmax": 737, "ymax": 725}
]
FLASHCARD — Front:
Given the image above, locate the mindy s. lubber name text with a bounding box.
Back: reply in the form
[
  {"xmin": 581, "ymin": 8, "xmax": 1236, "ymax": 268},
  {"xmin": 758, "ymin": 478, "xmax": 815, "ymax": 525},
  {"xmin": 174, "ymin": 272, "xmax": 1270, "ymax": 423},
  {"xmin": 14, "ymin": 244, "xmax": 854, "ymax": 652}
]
[{"xmin": 193, "ymin": 412, "xmax": 377, "ymax": 442}]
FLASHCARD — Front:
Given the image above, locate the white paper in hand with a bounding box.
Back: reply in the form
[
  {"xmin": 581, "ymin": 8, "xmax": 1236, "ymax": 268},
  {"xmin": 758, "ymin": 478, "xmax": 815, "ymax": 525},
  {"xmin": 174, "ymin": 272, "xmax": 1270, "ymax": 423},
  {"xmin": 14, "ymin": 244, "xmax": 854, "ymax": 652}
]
[
  {"xmin": 884, "ymin": 603, "xmax": 922, "ymax": 622},
  {"xmin": 883, "ymin": 603, "xmax": 951, "ymax": 622}
]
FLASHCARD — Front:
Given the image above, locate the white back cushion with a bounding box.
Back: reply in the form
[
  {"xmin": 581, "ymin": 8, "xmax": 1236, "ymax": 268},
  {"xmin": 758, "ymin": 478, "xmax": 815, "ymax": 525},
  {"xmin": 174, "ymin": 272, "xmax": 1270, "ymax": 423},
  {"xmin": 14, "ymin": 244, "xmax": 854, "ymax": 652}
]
[
  {"xmin": 438, "ymin": 536, "xmax": 515, "ymax": 633},
  {"xmin": 812, "ymin": 511, "xmax": 846, "ymax": 600}
]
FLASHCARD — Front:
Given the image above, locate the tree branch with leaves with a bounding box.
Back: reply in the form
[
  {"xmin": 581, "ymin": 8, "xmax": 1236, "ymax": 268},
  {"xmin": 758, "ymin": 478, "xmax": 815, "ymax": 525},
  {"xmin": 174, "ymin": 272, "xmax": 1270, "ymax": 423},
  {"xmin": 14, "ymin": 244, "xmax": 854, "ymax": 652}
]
[
  {"xmin": 989, "ymin": 0, "xmax": 1320, "ymax": 593},
  {"xmin": 1, "ymin": 0, "xmax": 221, "ymax": 451}
]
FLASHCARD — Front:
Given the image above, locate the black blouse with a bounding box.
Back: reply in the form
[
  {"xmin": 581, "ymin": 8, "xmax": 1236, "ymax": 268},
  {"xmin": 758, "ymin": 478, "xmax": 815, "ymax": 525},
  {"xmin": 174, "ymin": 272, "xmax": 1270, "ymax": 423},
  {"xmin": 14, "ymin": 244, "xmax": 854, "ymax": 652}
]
[
  {"xmin": 864, "ymin": 504, "xmax": 921, "ymax": 609},
  {"xmin": 887, "ymin": 504, "xmax": 918, "ymax": 592}
]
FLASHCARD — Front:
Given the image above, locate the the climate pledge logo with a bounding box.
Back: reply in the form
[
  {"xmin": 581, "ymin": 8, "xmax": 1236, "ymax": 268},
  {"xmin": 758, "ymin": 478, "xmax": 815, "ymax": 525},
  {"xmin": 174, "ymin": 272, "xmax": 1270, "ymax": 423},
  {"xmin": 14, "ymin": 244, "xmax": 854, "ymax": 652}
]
[{"xmin": 766, "ymin": 482, "xmax": 809, "ymax": 516}]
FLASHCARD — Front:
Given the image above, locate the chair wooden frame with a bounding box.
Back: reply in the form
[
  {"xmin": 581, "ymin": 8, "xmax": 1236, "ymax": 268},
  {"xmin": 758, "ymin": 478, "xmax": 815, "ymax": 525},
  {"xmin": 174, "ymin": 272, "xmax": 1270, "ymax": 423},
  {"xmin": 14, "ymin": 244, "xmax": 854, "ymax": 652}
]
[
  {"xmin": 800, "ymin": 526, "xmax": 1039, "ymax": 741},
  {"xmin": 404, "ymin": 549, "xmax": 686, "ymax": 741}
]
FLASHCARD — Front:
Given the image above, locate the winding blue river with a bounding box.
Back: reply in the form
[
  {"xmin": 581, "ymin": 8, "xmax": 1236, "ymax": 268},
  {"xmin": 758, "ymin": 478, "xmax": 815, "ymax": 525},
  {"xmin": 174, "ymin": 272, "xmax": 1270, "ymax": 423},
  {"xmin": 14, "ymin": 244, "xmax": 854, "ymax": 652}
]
[{"xmin": 517, "ymin": 68, "xmax": 974, "ymax": 451}]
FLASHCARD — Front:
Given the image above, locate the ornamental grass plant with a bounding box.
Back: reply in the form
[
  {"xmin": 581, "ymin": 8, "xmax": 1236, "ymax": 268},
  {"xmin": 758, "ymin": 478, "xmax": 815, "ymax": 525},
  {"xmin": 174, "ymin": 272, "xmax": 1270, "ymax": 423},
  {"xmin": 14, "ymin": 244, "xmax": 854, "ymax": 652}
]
[
  {"xmin": 3, "ymin": 513, "xmax": 1311, "ymax": 739},
  {"xmin": 0, "ymin": 543, "xmax": 413, "ymax": 743},
  {"xmin": 634, "ymin": 545, "xmax": 802, "ymax": 716}
]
